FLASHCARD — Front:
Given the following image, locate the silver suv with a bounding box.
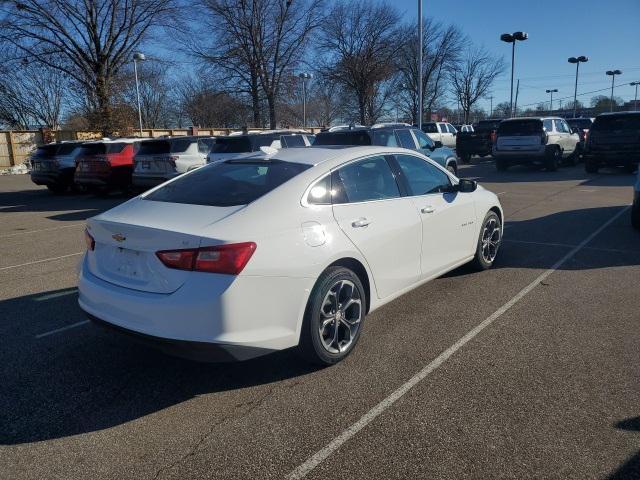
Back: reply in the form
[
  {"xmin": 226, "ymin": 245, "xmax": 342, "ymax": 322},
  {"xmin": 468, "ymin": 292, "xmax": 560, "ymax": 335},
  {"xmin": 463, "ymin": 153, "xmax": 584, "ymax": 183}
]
[
  {"xmin": 493, "ymin": 117, "xmax": 580, "ymax": 171},
  {"xmin": 132, "ymin": 136, "xmax": 215, "ymax": 188}
]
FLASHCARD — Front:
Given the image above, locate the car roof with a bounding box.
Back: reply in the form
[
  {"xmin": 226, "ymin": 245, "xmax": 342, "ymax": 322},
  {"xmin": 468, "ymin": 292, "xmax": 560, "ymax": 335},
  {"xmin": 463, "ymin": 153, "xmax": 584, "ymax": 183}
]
[{"xmin": 265, "ymin": 145, "xmax": 420, "ymax": 168}]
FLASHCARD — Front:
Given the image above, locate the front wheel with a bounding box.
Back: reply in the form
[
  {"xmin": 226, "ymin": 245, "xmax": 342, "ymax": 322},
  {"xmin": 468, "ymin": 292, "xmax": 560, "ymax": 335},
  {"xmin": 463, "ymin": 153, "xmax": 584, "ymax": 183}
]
[
  {"xmin": 545, "ymin": 147, "xmax": 560, "ymax": 171},
  {"xmin": 297, "ymin": 267, "xmax": 366, "ymax": 366},
  {"xmin": 471, "ymin": 212, "xmax": 502, "ymax": 271}
]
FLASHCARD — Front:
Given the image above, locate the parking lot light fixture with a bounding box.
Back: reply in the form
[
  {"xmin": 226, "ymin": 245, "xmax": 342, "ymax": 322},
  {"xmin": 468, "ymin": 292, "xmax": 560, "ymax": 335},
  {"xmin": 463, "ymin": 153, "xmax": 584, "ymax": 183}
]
[
  {"xmin": 631, "ymin": 81, "xmax": 640, "ymax": 111},
  {"xmin": 568, "ymin": 56, "xmax": 588, "ymax": 118},
  {"xmin": 133, "ymin": 52, "xmax": 146, "ymax": 136},
  {"xmin": 298, "ymin": 72, "xmax": 312, "ymax": 129},
  {"xmin": 501, "ymin": 31, "xmax": 528, "ymax": 117},
  {"xmin": 546, "ymin": 89, "xmax": 558, "ymax": 113},
  {"xmin": 605, "ymin": 70, "xmax": 622, "ymax": 112}
]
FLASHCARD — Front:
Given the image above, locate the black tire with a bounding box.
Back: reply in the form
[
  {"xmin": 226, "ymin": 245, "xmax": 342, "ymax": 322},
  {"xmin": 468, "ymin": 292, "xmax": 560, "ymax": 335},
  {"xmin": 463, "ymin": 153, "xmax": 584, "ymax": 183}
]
[
  {"xmin": 545, "ymin": 146, "xmax": 560, "ymax": 171},
  {"xmin": 565, "ymin": 146, "xmax": 578, "ymax": 166},
  {"xmin": 447, "ymin": 163, "xmax": 458, "ymax": 176},
  {"xmin": 471, "ymin": 211, "xmax": 502, "ymax": 271},
  {"xmin": 46, "ymin": 183, "xmax": 67, "ymax": 194},
  {"xmin": 632, "ymin": 202, "xmax": 640, "ymax": 230},
  {"xmin": 297, "ymin": 266, "xmax": 366, "ymax": 366},
  {"xmin": 460, "ymin": 153, "xmax": 471, "ymax": 164},
  {"xmin": 585, "ymin": 157, "xmax": 599, "ymax": 174},
  {"xmin": 495, "ymin": 158, "xmax": 509, "ymax": 171}
]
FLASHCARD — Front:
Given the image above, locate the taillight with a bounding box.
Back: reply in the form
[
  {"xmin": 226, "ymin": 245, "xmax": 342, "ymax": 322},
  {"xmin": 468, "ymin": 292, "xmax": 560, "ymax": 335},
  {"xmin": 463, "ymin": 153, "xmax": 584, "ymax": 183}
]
[
  {"xmin": 490, "ymin": 131, "xmax": 497, "ymax": 144},
  {"xmin": 84, "ymin": 229, "xmax": 95, "ymax": 251},
  {"xmin": 156, "ymin": 242, "xmax": 256, "ymax": 275},
  {"xmin": 584, "ymin": 130, "xmax": 589, "ymax": 144}
]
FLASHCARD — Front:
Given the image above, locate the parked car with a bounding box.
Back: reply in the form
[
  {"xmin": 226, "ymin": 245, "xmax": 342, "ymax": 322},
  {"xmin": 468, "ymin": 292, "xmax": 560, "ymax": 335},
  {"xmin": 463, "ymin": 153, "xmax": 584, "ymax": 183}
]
[
  {"xmin": 456, "ymin": 119, "xmax": 502, "ymax": 163},
  {"xmin": 132, "ymin": 136, "xmax": 215, "ymax": 189},
  {"xmin": 30, "ymin": 141, "xmax": 85, "ymax": 193},
  {"xmin": 492, "ymin": 117, "xmax": 580, "ymax": 171},
  {"xmin": 313, "ymin": 125, "xmax": 459, "ymax": 174},
  {"xmin": 78, "ymin": 146, "xmax": 503, "ymax": 365},
  {"xmin": 422, "ymin": 122, "xmax": 458, "ymax": 149},
  {"xmin": 459, "ymin": 124, "xmax": 474, "ymax": 133},
  {"xmin": 566, "ymin": 117, "xmax": 594, "ymax": 151},
  {"xmin": 207, "ymin": 130, "xmax": 312, "ymax": 164},
  {"xmin": 74, "ymin": 139, "xmax": 141, "ymax": 192},
  {"xmin": 632, "ymin": 168, "xmax": 640, "ymax": 230},
  {"xmin": 583, "ymin": 112, "xmax": 640, "ymax": 174}
]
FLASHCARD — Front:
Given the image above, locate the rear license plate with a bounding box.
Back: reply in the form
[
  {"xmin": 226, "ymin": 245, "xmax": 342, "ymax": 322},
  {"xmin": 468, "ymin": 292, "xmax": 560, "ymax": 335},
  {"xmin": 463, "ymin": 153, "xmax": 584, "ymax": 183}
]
[
  {"xmin": 112, "ymin": 248, "xmax": 143, "ymax": 279},
  {"xmin": 141, "ymin": 161, "xmax": 150, "ymax": 169}
]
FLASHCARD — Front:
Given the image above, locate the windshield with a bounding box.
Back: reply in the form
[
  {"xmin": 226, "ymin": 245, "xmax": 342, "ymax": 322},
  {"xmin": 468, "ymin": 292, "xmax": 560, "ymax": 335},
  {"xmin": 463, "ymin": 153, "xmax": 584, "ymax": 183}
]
[
  {"xmin": 498, "ymin": 120, "xmax": 543, "ymax": 135},
  {"xmin": 144, "ymin": 159, "xmax": 311, "ymax": 207},
  {"xmin": 476, "ymin": 120, "xmax": 501, "ymax": 131},
  {"xmin": 591, "ymin": 115, "xmax": 640, "ymax": 132}
]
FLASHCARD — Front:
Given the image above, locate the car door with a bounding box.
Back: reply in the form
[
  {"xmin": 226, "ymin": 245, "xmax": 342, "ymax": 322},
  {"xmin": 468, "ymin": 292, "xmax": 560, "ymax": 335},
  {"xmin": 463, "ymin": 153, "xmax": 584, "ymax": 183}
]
[
  {"xmin": 331, "ymin": 155, "xmax": 423, "ymax": 298},
  {"xmin": 446, "ymin": 123, "xmax": 458, "ymax": 148},
  {"xmin": 392, "ymin": 154, "xmax": 477, "ymax": 278},
  {"xmin": 394, "ymin": 128, "xmax": 417, "ymax": 151},
  {"xmin": 410, "ymin": 128, "xmax": 447, "ymax": 169},
  {"xmin": 438, "ymin": 123, "xmax": 453, "ymax": 148},
  {"xmin": 556, "ymin": 119, "xmax": 576, "ymax": 155}
]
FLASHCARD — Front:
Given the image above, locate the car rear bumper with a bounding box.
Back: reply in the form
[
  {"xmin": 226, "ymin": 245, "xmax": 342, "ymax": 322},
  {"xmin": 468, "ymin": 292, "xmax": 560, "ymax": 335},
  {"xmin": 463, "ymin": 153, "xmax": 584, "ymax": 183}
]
[
  {"xmin": 31, "ymin": 167, "xmax": 74, "ymax": 186},
  {"xmin": 492, "ymin": 146, "xmax": 546, "ymax": 161},
  {"xmin": 132, "ymin": 172, "xmax": 177, "ymax": 188},
  {"xmin": 78, "ymin": 255, "xmax": 313, "ymax": 360},
  {"xmin": 583, "ymin": 150, "xmax": 640, "ymax": 166}
]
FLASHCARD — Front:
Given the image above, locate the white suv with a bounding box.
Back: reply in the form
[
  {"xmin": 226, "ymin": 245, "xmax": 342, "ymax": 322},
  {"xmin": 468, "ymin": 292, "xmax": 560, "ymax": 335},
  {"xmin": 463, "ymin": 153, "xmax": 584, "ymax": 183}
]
[
  {"xmin": 422, "ymin": 122, "xmax": 458, "ymax": 148},
  {"xmin": 493, "ymin": 117, "xmax": 580, "ymax": 171}
]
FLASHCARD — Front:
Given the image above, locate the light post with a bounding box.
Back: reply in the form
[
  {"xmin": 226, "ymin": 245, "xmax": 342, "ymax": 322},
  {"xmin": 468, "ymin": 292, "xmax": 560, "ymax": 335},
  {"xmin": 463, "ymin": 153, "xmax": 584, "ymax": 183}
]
[
  {"xmin": 606, "ymin": 69, "xmax": 622, "ymax": 112},
  {"xmin": 546, "ymin": 89, "xmax": 558, "ymax": 113},
  {"xmin": 417, "ymin": 0, "xmax": 423, "ymax": 129},
  {"xmin": 298, "ymin": 72, "xmax": 312, "ymax": 128},
  {"xmin": 568, "ymin": 56, "xmax": 588, "ymax": 118},
  {"xmin": 500, "ymin": 31, "xmax": 528, "ymax": 117},
  {"xmin": 133, "ymin": 52, "xmax": 145, "ymax": 136},
  {"xmin": 631, "ymin": 81, "xmax": 640, "ymax": 111}
]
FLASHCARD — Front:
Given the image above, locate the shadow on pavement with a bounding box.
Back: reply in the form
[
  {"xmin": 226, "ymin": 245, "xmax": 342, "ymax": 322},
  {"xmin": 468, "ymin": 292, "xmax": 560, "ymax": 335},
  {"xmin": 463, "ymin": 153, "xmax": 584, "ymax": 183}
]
[
  {"xmin": 606, "ymin": 417, "xmax": 640, "ymax": 479},
  {"xmin": 0, "ymin": 288, "xmax": 320, "ymax": 445}
]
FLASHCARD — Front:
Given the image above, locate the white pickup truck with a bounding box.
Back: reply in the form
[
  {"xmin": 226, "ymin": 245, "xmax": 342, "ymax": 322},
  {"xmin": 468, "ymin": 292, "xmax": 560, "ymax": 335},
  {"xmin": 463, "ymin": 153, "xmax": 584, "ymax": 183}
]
[{"xmin": 422, "ymin": 122, "xmax": 458, "ymax": 149}]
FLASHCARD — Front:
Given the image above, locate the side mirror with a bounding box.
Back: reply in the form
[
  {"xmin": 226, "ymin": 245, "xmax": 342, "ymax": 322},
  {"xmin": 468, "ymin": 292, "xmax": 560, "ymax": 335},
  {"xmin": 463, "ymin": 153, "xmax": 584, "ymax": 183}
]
[
  {"xmin": 457, "ymin": 179, "xmax": 477, "ymax": 193},
  {"xmin": 433, "ymin": 140, "xmax": 443, "ymax": 149}
]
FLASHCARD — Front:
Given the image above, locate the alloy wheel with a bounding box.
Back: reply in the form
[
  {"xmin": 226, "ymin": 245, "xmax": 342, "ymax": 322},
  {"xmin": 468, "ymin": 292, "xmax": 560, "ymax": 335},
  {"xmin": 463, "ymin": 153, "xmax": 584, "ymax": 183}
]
[
  {"xmin": 481, "ymin": 217, "xmax": 501, "ymax": 263},
  {"xmin": 318, "ymin": 280, "xmax": 362, "ymax": 354}
]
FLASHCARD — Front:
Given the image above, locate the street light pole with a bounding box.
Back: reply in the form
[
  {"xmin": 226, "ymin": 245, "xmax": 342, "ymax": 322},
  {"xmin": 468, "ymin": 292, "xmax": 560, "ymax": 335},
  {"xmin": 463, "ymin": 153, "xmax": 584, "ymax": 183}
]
[
  {"xmin": 568, "ymin": 56, "xmax": 588, "ymax": 118},
  {"xmin": 298, "ymin": 72, "xmax": 312, "ymax": 128},
  {"xmin": 546, "ymin": 89, "xmax": 558, "ymax": 113},
  {"xmin": 417, "ymin": 0, "xmax": 423, "ymax": 129},
  {"xmin": 133, "ymin": 52, "xmax": 145, "ymax": 136},
  {"xmin": 500, "ymin": 31, "xmax": 528, "ymax": 118},
  {"xmin": 606, "ymin": 69, "xmax": 622, "ymax": 112},
  {"xmin": 631, "ymin": 81, "xmax": 640, "ymax": 111}
]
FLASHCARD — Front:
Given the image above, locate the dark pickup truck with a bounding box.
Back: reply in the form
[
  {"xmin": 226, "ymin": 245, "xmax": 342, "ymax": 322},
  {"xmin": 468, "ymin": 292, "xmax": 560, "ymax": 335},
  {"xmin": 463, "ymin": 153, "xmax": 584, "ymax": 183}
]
[
  {"xmin": 583, "ymin": 112, "xmax": 640, "ymax": 174},
  {"xmin": 455, "ymin": 119, "xmax": 502, "ymax": 163}
]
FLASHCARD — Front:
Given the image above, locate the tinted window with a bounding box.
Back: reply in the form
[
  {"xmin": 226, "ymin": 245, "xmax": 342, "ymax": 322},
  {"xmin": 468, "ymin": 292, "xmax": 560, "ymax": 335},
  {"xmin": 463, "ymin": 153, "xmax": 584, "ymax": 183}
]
[
  {"xmin": 543, "ymin": 119, "xmax": 554, "ymax": 132},
  {"xmin": 169, "ymin": 138, "xmax": 194, "ymax": 153},
  {"xmin": 476, "ymin": 120, "xmax": 501, "ymax": 131},
  {"xmin": 33, "ymin": 145, "xmax": 58, "ymax": 158},
  {"xmin": 137, "ymin": 140, "xmax": 171, "ymax": 155},
  {"xmin": 554, "ymin": 120, "xmax": 569, "ymax": 133},
  {"xmin": 281, "ymin": 135, "xmax": 306, "ymax": 147},
  {"xmin": 422, "ymin": 123, "xmax": 438, "ymax": 133},
  {"xmin": 371, "ymin": 130, "xmax": 399, "ymax": 147},
  {"xmin": 145, "ymin": 160, "xmax": 310, "ymax": 207},
  {"xmin": 447, "ymin": 124, "xmax": 457, "ymax": 133},
  {"xmin": 212, "ymin": 137, "xmax": 252, "ymax": 154},
  {"xmin": 412, "ymin": 129, "xmax": 435, "ymax": 149},
  {"xmin": 56, "ymin": 143, "xmax": 82, "ymax": 155},
  {"xmin": 313, "ymin": 131, "xmax": 372, "ymax": 146},
  {"xmin": 395, "ymin": 129, "xmax": 416, "ymax": 149},
  {"xmin": 438, "ymin": 123, "xmax": 448, "ymax": 133},
  {"xmin": 567, "ymin": 119, "xmax": 592, "ymax": 130},
  {"xmin": 79, "ymin": 143, "xmax": 127, "ymax": 155},
  {"xmin": 591, "ymin": 114, "xmax": 640, "ymax": 131},
  {"xmin": 250, "ymin": 135, "xmax": 278, "ymax": 149},
  {"xmin": 395, "ymin": 154, "xmax": 451, "ymax": 195},
  {"xmin": 498, "ymin": 120, "xmax": 543, "ymax": 135},
  {"xmin": 307, "ymin": 174, "xmax": 332, "ymax": 205},
  {"xmin": 333, "ymin": 156, "xmax": 399, "ymax": 204}
]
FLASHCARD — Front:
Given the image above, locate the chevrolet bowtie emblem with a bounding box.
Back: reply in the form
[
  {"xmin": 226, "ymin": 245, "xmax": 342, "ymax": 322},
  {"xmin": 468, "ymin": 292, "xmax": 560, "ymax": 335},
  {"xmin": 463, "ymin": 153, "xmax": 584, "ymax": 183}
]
[{"xmin": 112, "ymin": 233, "xmax": 126, "ymax": 242}]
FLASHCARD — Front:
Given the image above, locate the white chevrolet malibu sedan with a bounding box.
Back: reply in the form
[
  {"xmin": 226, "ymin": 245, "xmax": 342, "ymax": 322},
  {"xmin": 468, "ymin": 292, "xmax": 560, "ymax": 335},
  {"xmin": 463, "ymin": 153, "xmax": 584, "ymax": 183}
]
[{"xmin": 79, "ymin": 146, "xmax": 503, "ymax": 365}]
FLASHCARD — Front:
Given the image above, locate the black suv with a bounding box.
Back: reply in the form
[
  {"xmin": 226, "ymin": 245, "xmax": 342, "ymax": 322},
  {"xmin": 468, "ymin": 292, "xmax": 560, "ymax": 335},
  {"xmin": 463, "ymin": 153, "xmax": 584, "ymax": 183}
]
[
  {"xmin": 313, "ymin": 124, "xmax": 459, "ymax": 174},
  {"xmin": 583, "ymin": 112, "xmax": 640, "ymax": 173}
]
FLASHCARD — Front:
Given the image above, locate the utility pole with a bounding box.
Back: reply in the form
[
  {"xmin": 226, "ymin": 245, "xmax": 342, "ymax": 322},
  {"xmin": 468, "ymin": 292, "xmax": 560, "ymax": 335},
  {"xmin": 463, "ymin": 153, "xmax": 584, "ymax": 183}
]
[
  {"xmin": 546, "ymin": 89, "xmax": 558, "ymax": 113},
  {"xmin": 513, "ymin": 79, "xmax": 520, "ymax": 116},
  {"xmin": 631, "ymin": 81, "xmax": 640, "ymax": 111},
  {"xmin": 606, "ymin": 70, "xmax": 622, "ymax": 112}
]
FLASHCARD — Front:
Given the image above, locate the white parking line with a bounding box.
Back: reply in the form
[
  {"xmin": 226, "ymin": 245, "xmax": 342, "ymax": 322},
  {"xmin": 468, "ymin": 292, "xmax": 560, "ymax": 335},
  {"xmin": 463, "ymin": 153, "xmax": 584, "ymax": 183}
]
[
  {"xmin": 0, "ymin": 223, "xmax": 84, "ymax": 238},
  {"xmin": 34, "ymin": 288, "xmax": 78, "ymax": 302},
  {"xmin": 286, "ymin": 205, "xmax": 630, "ymax": 480},
  {"xmin": 0, "ymin": 205, "xmax": 25, "ymax": 210},
  {"xmin": 0, "ymin": 252, "xmax": 83, "ymax": 271},
  {"xmin": 35, "ymin": 320, "xmax": 90, "ymax": 339}
]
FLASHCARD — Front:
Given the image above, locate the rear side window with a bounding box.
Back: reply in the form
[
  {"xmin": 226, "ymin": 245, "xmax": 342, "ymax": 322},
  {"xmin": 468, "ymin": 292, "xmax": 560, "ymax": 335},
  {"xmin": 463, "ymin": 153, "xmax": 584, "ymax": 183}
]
[
  {"xmin": 332, "ymin": 156, "xmax": 400, "ymax": 204},
  {"xmin": 212, "ymin": 137, "xmax": 252, "ymax": 154},
  {"xmin": 33, "ymin": 145, "xmax": 58, "ymax": 158},
  {"xmin": 422, "ymin": 123, "xmax": 438, "ymax": 133},
  {"xmin": 395, "ymin": 129, "xmax": 416, "ymax": 149},
  {"xmin": 56, "ymin": 144, "xmax": 81, "ymax": 155},
  {"xmin": 371, "ymin": 130, "xmax": 398, "ymax": 147},
  {"xmin": 106, "ymin": 143, "xmax": 127, "ymax": 154},
  {"xmin": 412, "ymin": 129, "xmax": 435, "ymax": 150},
  {"xmin": 498, "ymin": 120, "xmax": 543, "ymax": 135},
  {"xmin": 313, "ymin": 131, "xmax": 372, "ymax": 146},
  {"xmin": 281, "ymin": 135, "xmax": 306, "ymax": 147},
  {"xmin": 592, "ymin": 115, "xmax": 640, "ymax": 131},
  {"xmin": 543, "ymin": 119, "xmax": 554, "ymax": 132},
  {"xmin": 169, "ymin": 138, "xmax": 194, "ymax": 153},
  {"xmin": 567, "ymin": 119, "xmax": 592, "ymax": 130},
  {"xmin": 144, "ymin": 160, "xmax": 310, "ymax": 207}
]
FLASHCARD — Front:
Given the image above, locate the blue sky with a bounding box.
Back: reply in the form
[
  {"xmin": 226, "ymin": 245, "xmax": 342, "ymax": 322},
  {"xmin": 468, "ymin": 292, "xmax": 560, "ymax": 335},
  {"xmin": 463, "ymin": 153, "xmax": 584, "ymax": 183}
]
[{"xmin": 395, "ymin": 0, "xmax": 640, "ymax": 111}]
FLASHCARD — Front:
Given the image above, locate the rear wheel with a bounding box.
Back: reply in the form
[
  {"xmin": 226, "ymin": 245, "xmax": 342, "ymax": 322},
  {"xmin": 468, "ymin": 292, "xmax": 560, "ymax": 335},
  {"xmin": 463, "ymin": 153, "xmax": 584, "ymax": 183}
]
[
  {"xmin": 46, "ymin": 183, "xmax": 67, "ymax": 194},
  {"xmin": 496, "ymin": 158, "xmax": 509, "ymax": 171},
  {"xmin": 298, "ymin": 267, "xmax": 366, "ymax": 366},
  {"xmin": 471, "ymin": 212, "xmax": 502, "ymax": 270},
  {"xmin": 545, "ymin": 146, "xmax": 560, "ymax": 171}
]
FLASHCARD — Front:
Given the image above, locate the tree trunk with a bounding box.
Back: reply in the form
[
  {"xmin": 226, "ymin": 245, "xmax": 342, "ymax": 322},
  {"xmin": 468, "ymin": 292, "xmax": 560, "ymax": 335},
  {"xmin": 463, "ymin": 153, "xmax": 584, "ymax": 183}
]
[
  {"xmin": 250, "ymin": 71, "xmax": 261, "ymax": 128},
  {"xmin": 267, "ymin": 94, "xmax": 277, "ymax": 129},
  {"xmin": 95, "ymin": 74, "xmax": 112, "ymax": 136},
  {"xmin": 358, "ymin": 94, "xmax": 366, "ymax": 125}
]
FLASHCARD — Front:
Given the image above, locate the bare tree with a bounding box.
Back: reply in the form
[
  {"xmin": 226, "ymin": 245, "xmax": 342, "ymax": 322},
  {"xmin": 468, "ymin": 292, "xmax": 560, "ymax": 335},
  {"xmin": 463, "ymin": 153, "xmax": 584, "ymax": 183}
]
[
  {"xmin": 120, "ymin": 62, "xmax": 175, "ymax": 128},
  {"xmin": 0, "ymin": 0, "xmax": 180, "ymax": 134},
  {"xmin": 396, "ymin": 19, "xmax": 465, "ymax": 123},
  {"xmin": 192, "ymin": 0, "xmax": 323, "ymax": 129},
  {"xmin": 319, "ymin": 0, "xmax": 403, "ymax": 125},
  {"xmin": 450, "ymin": 47, "xmax": 504, "ymax": 124}
]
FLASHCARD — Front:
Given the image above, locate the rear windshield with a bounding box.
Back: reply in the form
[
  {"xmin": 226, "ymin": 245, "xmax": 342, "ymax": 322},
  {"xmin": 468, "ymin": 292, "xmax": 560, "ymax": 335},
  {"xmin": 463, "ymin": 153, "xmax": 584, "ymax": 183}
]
[
  {"xmin": 313, "ymin": 131, "xmax": 372, "ymax": 146},
  {"xmin": 281, "ymin": 135, "xmax": 306, "ymax": 147},
  {"xmin": 144, "ymin": 160, "xmax": 311, "ymax": 207},
  {"xmin": 56, "ymin": 143, "xmax": 82, "ymax": 155},
  {"xmin": 498, "ymin": 119, "xmax": 543, "ymax": 135},
  {"xmin": 475, "ymin": 120, "xmax": 501, "ymax": 131},
  {"xmin": 33, "ymin": 145, "xmax": 58, "ymax": 158},
  {"xmin": 567, "ymin": 119, "xmax": 592, "ymax": 130},
  {"xmin": 591, "ymin": 115, "xmax": 640, "ymax": 132},
  {"xmin": 79, "ymin": 143, "xmax": 127, "ymax": 155},
  {"xmin": 138, "ymin": 138, "xmax": 196, "ymax": 155},
  {"xmin": 422, "ymin": 123, "xmax": 438, "ymax": 133},
  {"xmin": 212, "ymin": 137, "xmax": 252, "ymax": 154}
]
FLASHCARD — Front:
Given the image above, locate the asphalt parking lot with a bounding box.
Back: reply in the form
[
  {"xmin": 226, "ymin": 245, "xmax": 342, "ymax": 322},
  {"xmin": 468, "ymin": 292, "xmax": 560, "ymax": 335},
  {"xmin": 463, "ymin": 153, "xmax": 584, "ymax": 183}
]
[{"xmin": 1, "ymin": 159, "xmax": 639, "ymax": 480}]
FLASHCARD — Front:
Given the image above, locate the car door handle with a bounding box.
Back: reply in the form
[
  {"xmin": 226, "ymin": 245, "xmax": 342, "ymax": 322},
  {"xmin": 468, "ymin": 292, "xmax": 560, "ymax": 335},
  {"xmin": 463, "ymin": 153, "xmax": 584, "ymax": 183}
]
[
  {"xmin": 351, "ymin": 218, "xmax": 371, "ymax": 228},
  {"xmin": 421, "ymin": 206, "xmax": 435, "ymax": 214}
]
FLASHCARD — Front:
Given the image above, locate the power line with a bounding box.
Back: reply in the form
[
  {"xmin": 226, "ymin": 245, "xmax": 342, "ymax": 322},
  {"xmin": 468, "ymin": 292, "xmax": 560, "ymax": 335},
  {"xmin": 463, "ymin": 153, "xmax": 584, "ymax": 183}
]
[{"xmin": 517, "ymin": 82, "xmax": 635, "ymax": 109}]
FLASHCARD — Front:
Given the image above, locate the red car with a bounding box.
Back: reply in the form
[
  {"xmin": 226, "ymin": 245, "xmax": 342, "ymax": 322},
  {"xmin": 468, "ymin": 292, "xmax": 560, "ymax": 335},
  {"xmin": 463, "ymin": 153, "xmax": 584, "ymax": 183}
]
[{"xmin": 74, "ymin": 139, "xmax": 140, "ymax": 192}]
